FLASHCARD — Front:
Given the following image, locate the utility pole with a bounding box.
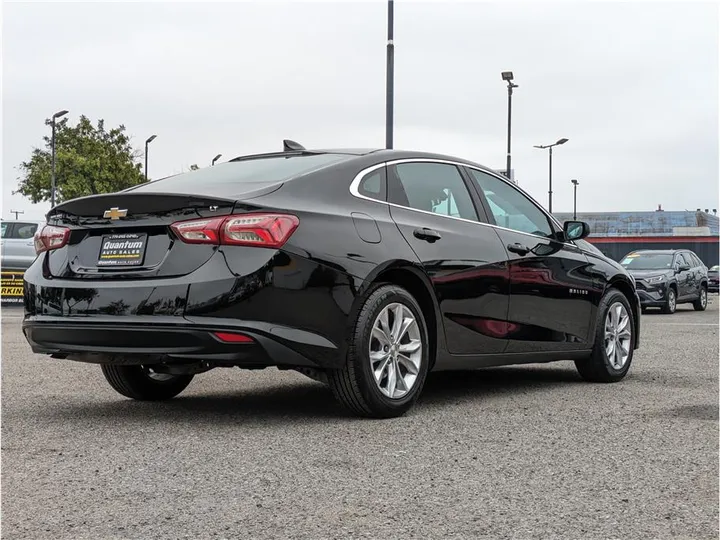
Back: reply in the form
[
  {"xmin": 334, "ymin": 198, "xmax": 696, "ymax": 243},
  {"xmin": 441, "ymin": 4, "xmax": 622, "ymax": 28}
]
[
  {"xmin": 385, "ymin": 0, "xmax": 394, "ymax": 149},
  {"xmin": 10, "ymin": 210, "xmax": 24, "ymax": 220}
]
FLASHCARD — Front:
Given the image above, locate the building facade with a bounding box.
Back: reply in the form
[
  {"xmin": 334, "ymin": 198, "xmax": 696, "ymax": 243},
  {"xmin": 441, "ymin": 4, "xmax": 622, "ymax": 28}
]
[{"xmin": 553, "ymin": 209, "xmax": 720, "ymax": 266}]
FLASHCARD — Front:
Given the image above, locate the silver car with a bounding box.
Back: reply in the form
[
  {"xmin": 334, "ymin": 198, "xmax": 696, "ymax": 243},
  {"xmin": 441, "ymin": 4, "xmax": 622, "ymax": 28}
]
[{"xmin": 1, "ymin": 220, "xmax": 44, "ymax": 270}]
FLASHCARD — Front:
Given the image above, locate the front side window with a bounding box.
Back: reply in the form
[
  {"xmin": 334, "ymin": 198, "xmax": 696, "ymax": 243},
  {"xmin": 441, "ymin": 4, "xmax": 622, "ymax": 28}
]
[
  {"xmin": 388, "ymin": 162, "xmax": 478, "ymax": 221},
  {"xmin": 468, "ymin": 169, "xmax": 553, "ymax": 238}
]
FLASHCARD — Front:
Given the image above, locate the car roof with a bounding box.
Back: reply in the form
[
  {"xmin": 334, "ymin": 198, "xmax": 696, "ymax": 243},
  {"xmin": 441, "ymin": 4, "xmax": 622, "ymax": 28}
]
[{"xmin": 228, "ymin": 148, "xmax": 500, "ymax": 175}]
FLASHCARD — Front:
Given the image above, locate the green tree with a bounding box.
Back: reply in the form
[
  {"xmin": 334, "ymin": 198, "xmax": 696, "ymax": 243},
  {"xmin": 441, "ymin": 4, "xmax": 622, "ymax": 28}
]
[{"xmin": 15, "ymin": 115, "xmax": 146, "ymax": 205}]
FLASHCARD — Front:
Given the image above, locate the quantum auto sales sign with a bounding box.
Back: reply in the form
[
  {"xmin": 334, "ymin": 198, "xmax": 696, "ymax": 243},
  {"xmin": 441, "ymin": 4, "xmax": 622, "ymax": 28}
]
[
  {"xmin": 97, "ymin": 233, "xmax": 148, "ymax": 267},
  {"xmin": 1, "ymin": 270, "xmax": 25, "ymax": 304}
]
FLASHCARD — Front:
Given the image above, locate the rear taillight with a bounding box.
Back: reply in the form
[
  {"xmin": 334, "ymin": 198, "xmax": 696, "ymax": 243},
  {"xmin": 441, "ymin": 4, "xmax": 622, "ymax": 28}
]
[
  {"xmin": 171, "ymin": 213, "xmax": 299, "ymax": 248},
  {"xmin": 34, "ymin": 225, "xmax": 70, "ymax": 255}
]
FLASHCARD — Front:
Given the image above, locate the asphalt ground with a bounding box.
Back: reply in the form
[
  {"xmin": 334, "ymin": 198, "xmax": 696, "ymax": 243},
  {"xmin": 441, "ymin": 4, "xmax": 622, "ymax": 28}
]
[{"xmin": 2, "ymin": 299, "xmax": 718, "ymax": 540}]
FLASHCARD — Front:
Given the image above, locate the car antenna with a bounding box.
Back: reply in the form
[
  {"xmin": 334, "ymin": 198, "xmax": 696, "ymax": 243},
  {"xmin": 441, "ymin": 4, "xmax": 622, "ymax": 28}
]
[{"xmin": 283, "ymin": 139, "xmax": 306, "ymax": 152}]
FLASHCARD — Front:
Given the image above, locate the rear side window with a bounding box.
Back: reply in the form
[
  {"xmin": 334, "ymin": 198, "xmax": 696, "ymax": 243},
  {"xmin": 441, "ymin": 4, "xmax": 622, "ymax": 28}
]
[
  {"xmin": 688, "ymin": 252, "xmax": 703, "ymax": 267},
  {"xmin": 357, "ymin": 168, "xmax": 386, "ymax": 201},
  {"xmin": 131, "ymin": 153, "xmax": 351, "ymax": 194},
  {"xmin": 15, "ymin": 223, "xmax": 38, "ymax": 239},
  {"xmin": 1, "ymin": 223, "xmax": 7, "ymax": 238},
  {"xmin": 388, "ymin": 162, "xmax": 478, "ymax": 221}
]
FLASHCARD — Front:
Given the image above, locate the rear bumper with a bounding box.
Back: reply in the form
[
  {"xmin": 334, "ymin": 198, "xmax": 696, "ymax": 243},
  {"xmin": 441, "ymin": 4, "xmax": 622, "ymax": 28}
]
[
  {"xmin": 22, "ymin": 317, "xmax": 340, "ymax": 368},
  {"xmin": 21, "ymin": 249, "xmax": 360, "ymax": 369},
  {"xmin": 708, "ymin": 279, "xmax": 719, "ymax": 292}
]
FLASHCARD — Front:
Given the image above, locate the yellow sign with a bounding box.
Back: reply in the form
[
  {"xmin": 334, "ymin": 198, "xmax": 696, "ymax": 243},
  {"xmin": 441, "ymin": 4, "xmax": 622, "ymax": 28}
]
[{"xmin": 1, "ymin": 270, "xmax": 25, "ymax": 304}]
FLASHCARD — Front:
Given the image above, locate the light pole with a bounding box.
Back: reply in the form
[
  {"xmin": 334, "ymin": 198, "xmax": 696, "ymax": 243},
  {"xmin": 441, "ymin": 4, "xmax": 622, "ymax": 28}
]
[
  {"xmin": 571, "ymin": 179, "xmax": 579, "ymax": 220},
  {"xmin": 50, "ymin": 109, "xmax": 68, "ymax": 208},
  {"xmin": 533, "ymin": 138, "xmax": 569, "ymax": 213},
  {"xmin": 385, "ymin": 0, "xmax": 394, "ymax": 149},
  {"xmin": 144, "ymin": 135, "xmax": 157, "ymax": 181},
  {"xmin": 211, "ymin": 154, "xmax": 222, "ymax": 167},
  {"xmin": 501, "ymin": 71, "xmax": 518, "ymax": 182}
]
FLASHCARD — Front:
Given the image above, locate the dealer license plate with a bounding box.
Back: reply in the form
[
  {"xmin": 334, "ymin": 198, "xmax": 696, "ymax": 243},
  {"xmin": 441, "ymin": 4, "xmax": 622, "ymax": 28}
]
[{"xmin": 97, "ymin": 233, "xmax": 148, "ymax": 267}]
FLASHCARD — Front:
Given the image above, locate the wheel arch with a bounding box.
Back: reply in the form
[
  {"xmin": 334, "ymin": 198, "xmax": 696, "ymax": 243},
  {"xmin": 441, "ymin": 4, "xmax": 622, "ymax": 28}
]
[
  {"xmin": 355, "ymin": 261, "xmax": 444, "ymax": 370},
  {"xmin": 606, "ymin": 276, "xmax": 640, "ymax": 349}
]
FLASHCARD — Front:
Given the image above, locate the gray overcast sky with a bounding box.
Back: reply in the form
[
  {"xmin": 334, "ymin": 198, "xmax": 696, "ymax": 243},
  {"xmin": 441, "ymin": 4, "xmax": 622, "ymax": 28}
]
[{"xmin": 2, "ymin": 1, "xmax": 718, "ymax": 220}]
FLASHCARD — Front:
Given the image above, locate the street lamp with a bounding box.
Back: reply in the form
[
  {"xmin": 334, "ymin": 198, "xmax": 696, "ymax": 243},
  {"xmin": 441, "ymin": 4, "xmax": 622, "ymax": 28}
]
[
  {"xmin": 50, "ymin": 109, "xmax": 68, "ymax": 208},
  {"xmin": 571, "ymin": 179, "xmax": 579, "ymax": 220},
  {"xmin": 385, "ymin": 0, "xmax": 394, "ymax": 149},
  {"xmin": 144, "ymin": 135, "xmax": 157, "ymax": 181},
  {"xmin": 211, "ymin": 154, "xmax": 222, "ymax": 167},
  {"xmin": 501, "ymin": 71, "xmax": 518, "ymax": 182},
  {"xmin": 533, "ymin": 137, "xmax": 569, "ymax": 213}
]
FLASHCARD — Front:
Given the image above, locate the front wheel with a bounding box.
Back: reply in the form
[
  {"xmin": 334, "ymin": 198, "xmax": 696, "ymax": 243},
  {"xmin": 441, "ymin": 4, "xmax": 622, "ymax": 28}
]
[
  {"xmin": 101, "ymin": 365, "xmax": 193, "ymax": 401},
  {"xmin": 693, "ymin": 286, "xmax": 708, "ymax": 311},
  {"xmin": 575, "ymin": 288, "xmax": 635, "ymax": 383},
  {"xmin": 328, "ymin": 284, "xmax": 430, "ymax": 418},
  {"xmin": 662, "ymin": 287, "xmax": 677, "ymax": 314}
]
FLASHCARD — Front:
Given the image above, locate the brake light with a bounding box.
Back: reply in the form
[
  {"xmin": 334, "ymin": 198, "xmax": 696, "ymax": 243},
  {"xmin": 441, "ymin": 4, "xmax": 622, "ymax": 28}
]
[
  {"xmin": 34, "ymin": 225, "xmax": 70, "ymax": 254},
  {"xmin": 171, "ymin": 213, "xmax": 299, "ymax": 248}
]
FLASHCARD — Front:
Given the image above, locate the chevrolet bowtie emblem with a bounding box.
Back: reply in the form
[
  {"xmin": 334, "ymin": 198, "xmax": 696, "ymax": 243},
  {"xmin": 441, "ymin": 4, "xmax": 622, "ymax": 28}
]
[{"xmin": 103, "ymin": 207, "xmax": 128, "ymax": 220}]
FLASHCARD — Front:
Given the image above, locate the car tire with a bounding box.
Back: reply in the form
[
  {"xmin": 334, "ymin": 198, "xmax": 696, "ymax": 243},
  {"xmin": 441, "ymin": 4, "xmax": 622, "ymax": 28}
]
[
  {"xmin": 327, "ymin": 284, "xmax": 430, "ymax": 418},
  {"xmin": 575, "ymin": 288, "xmax": 635, "ymax": 383},
  {"xmin": 662, "ymin": 286, "xmax": 677, "ymax": 314},
  {"xmin": 101, "ymin": 364, "xmax": 193, "ymax": 401},
  {"xmin": 693, "ymin": 286, "xmax": 708, "ymax": 311}
]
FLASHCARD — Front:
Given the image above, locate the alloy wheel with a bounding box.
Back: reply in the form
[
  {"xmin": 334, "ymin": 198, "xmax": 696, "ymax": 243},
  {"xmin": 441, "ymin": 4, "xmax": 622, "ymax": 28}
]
[
  {"xmin": 604, "ymin": 302, "xmax": 632, "ymax": 370},
  {"xmin": 668, "ymin": 290, "xmax": 676, "ymax": 312},
  {"xmin": 369, "ymin": 302, "xmax": 422, "ymax": 399},
  {"xmin": 700, "ymin": 289, "xmax": 707, "ymax": 308}
]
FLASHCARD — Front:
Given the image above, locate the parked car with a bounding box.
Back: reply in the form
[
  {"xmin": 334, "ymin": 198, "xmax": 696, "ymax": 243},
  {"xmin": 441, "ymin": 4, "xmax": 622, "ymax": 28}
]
[
  {"xmin": 1, "ymin": 220, "xmax": 44, "ymax": 270},
  {"xmin": 620, "ymin": 249, "xmax": 708, "ymax": 314},
  {"xmin": 22, "ymin": 145, "xmax": 641, "ymax": 418},
  {"xmin": 708, "ymin": 265, "xmax": 719, "ymax": 293}
]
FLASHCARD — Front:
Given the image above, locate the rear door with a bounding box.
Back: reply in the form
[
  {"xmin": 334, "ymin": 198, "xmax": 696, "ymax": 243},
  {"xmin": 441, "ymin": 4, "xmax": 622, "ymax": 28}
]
[
  {"xmin": 676, "ymin": 252, "xmax": 696, "ymax": 299},
  {"xmin": 465, "ymin": 168, "xmax": 595, "ymax": 353},
  {"xmin": 385, "ymin": 161, "xmax": 510, "ymax": 355}
]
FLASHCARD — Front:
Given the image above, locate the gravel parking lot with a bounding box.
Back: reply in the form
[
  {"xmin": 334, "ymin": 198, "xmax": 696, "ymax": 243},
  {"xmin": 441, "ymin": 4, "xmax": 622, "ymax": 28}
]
[{"xmin": 2, "ymin": 300, "xmax": 718, "ymax": 540}]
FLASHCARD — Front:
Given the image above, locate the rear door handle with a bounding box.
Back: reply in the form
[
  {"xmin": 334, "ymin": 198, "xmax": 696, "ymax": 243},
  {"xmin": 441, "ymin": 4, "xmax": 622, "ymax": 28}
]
[
  {"xmin": 413, "ymin": 227, "xmax": 441, "ymax": 243},
  {"xmin": 507, "ymin": 243, "xmax": 530, "ymax": 256}
]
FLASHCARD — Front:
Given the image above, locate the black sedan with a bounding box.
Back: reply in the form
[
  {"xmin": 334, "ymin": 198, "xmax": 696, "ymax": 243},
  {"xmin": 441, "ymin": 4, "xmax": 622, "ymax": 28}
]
[{"xmin": 23, "ymin": 145, "xmax": 641, "ymax": 418}]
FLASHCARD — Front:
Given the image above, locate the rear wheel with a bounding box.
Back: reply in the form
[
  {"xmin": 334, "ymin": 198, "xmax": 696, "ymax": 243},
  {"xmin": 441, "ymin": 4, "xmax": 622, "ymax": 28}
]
[
  {"xmin": 693, "ymin": 286, "xmax": 708, "ymax": 311},
  {"xmin": 328, "ymin": 284, "xmax": 430, "ymax": 418},
  {"xmin": 575, "ymin": 288, "xmax": 635, "ymax": 383},
  {"xmin": 101, "ymin": 365, "xmax": 193, "ymax": 401},
  {"xmin": 662, "ymin": 286, "xmax": 677, "ymax": 314}
]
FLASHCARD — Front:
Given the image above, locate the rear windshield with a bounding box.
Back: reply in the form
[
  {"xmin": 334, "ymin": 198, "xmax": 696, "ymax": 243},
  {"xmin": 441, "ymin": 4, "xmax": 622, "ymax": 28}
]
[
  {"xmin": 620, "ymin": 252, "xmax": 674, "ymax": 270},
  {"xmin": 130, "ymin": 153, "xmax": 350, "ymax": 195}
]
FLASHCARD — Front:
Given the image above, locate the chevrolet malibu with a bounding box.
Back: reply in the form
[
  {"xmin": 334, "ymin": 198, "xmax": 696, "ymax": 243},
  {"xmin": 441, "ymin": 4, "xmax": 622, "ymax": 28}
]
[{"xmin": 23, "ymin": 145, "xmax": 641, "ymax": 418}]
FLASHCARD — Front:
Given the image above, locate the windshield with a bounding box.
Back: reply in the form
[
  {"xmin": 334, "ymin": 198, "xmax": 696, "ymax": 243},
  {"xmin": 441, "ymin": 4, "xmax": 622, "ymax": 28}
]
[{"xmin": 620, "ymin": 252, "xmax": 674, "ymax": 270}]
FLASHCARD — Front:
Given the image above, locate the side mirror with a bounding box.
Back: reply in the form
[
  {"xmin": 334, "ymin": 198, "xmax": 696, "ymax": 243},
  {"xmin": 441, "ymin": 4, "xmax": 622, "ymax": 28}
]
[
  {"xmin": 677, "ymin": 264, "xmax": 690, "ymax": 272},
  {"xmin": 563, "ymin": 220, "xmax": 590, "ymax": 241}
]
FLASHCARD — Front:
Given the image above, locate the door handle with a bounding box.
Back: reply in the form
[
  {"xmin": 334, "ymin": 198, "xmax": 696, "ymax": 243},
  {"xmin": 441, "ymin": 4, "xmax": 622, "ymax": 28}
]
[
  {"xmin": 507, "ymin": 243, "xmax": 530, "ymax": 256},
  {"xmin": 413, "ymin": 227, "xmax": 441, "ymax": 243}
]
